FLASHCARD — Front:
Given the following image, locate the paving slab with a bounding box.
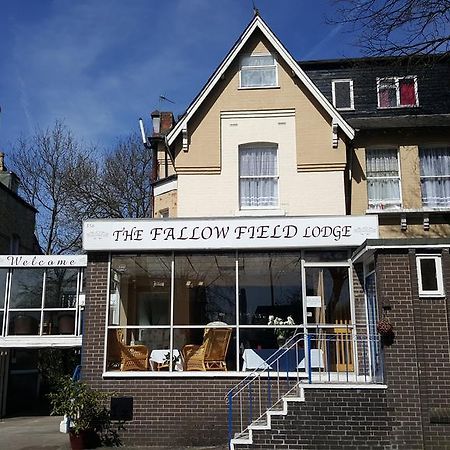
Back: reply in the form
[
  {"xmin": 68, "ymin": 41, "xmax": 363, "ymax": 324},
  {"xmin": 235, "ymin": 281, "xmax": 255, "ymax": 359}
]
[{"xmin": 0, "ymin": 415, "xmax": 228, "ymax": 450}]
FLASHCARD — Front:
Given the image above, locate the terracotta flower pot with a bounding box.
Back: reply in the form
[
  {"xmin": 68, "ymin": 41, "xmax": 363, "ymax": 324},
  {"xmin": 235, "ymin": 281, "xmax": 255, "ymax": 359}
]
[{"xmin": 69, "ymin": 430, "xmax": 100, "ymax": 450}]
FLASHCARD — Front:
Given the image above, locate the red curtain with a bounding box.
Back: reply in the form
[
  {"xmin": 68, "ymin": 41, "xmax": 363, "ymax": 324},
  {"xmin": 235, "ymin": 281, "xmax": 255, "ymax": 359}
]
[{"xmin": 400, "ymin": 80, "xmax": 416, "ymax": 106}]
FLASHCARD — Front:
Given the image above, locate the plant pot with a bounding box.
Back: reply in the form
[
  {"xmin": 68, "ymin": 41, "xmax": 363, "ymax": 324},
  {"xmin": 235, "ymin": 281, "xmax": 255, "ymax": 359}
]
[{"xmin": 69, "ymin": 429, "xmax": 100, "ymax": 450}]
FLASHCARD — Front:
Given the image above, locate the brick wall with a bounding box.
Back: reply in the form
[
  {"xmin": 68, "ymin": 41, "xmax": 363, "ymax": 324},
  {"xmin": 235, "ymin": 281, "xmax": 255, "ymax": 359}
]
[
  {"xmin": 236, "ymin": 388, "xmax": 390, "ymax": 450},
  {"xmin": 377, "ymin": 249, "xmax": 450, "ymax": 449}
]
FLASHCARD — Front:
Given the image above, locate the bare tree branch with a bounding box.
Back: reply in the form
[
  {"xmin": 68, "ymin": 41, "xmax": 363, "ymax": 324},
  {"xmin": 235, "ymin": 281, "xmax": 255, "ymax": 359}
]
[{"xmin": 330, "ymin": 0, "xmax": 450, "ymax": 55}]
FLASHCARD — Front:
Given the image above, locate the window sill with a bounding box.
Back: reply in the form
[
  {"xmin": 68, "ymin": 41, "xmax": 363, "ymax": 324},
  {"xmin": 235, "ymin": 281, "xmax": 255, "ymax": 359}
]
[
  {"xmin": 419, "ymin": 293, "xmax": 445, "ymax": 298},
  {"xmin": 377, "ymin": 105, "xmax": 419, "ymax": 110},
  {"xmin": 238, "ymin": 85, "xmax": 280, "ymax": 90},
  {"xmin": 366, "ymin": 207, "xmax": 450, "ymax": 215},
  {"xmin": 236, "ymin": 209, "xmax": 286, "ymax": 216}
]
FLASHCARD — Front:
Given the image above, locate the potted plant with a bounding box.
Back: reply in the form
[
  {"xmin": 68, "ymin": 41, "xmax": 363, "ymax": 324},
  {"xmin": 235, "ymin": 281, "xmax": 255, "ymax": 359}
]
[
  {"xmin": 48, "ymin": 376, "xmax": 112, "ymax": 449},
  {"xmin": 268, "ymin": 315, "xmax": 295, "ymax": 347}
]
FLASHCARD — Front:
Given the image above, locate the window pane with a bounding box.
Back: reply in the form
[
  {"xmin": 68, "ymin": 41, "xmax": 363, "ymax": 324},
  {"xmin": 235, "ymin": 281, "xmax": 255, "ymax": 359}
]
[
  {"xmin": 8, "ymin": 311, "xmax": 40, "ymax": 335},
  {"xmin": 42, "ymin": 311, "xmax": 76, "ymax": 335},
  {"xmin": 366, "ymin": 149, "xmax": 399, "ymax": 177},
  {"xmin": 334, "ymin": 81, "xmax": 351, "ymax": 109},
  {"xmin": 367, "ymin": 149, "xmax": 401, "ymax": 209},
  {"xmin": 238, "ymin": 253, "xmax": 303, "ymax": 326},
  {"xmin": 240, "ymin": 178, "xmax": 278, "ymax": 207},
  {"xmin": 45, "ymin": 268, "xmax": 78, "ymax": 308},
  {"xmin": 240, "ymin": 148, "xmax": 277, "ymax": 176},
  {"xmin": 173, "ymin": 253, "xmax": 236, "ymax": 325},
  {"xmin": 399, "ymin": 79, "xmax": 416, "ymax": 106},
  {"xmin": 0, "ymin": 269, "xmax": 6, "ymax": 309},
  {"xmin": 9, "ymin": 269, "xmax": 44, "ymax": 308},
  {"xmin": 106, "ymin": 328, "xmax": 151, "ymax": 372},
  {"xmin": 240, "ymin": 55, "xmax": 276, "ymax": 87},
  {"xmin": 379, "ymin": 79, "xmax": 397, "ymax": 107},
  {"xmin": 110, "ymin": 255, "xmax": 171, "ymax": 326},
  {"xmin": 368, "ymin": 179, "xmax": 401, "ymax": 207},
  {"xmin": 420, "ymin": 147, "xmax": 450, "ymax": 207},
  {"xmin": 420, "ymin": 259, "xmax": 438, "ymax": 291},
  {"xmin": 240, "ymin": 146, "xmax": 278, "ymax": 207},
  {"xmin": 241, "ymin": 55, "xmax": 275, "ymax": 67},
  {"xmin": 305, "ymin": 267, "xmax": 350, "ymax": 325},
  {"xmin": 176, "ymin": 327, "xmax": 236, "ymax": 371}
]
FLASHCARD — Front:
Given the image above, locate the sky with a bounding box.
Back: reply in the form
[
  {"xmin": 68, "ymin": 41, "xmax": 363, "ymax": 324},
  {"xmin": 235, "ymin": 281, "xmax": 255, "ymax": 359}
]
[{"xmin": 0, "ymin": 0, "xmax": 361, "ymax": 153}]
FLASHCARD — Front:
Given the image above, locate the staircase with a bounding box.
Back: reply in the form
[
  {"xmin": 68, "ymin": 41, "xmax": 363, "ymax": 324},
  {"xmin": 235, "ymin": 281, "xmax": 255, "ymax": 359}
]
[
  {"xmin": 226, "ymin": 332, "xmax": 385, "ymax": 449},
  {"xmin": 230, "ymin": 384, "xmax": 305, "ymax": 449}
]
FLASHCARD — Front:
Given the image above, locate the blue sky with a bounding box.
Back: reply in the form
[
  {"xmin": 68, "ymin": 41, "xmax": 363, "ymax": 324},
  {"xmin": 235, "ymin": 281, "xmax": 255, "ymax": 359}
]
[{"xmin": 0, "ymin": 0, "xmax": 360, "ymax": 152}]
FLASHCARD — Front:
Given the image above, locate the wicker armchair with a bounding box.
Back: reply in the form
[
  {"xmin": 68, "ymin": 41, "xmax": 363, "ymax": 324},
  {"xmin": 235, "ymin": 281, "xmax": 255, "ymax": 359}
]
[
  {"xmin": 107, "ymin": 329, "xmax": 150, "ymax": 371},
  {"xmin": 182, "ymin": 326, "xmax": 232, "ymax": 371}
]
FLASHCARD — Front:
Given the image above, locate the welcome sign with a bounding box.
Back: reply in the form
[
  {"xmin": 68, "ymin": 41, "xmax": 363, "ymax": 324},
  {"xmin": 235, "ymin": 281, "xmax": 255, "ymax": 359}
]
[
  {"xmin": 0, "ymin": 255, "xmax": 88, "ymax": 267},
  {"xmin": 83, "ymin": 216, "xmax": 378, "ymax": 251}
]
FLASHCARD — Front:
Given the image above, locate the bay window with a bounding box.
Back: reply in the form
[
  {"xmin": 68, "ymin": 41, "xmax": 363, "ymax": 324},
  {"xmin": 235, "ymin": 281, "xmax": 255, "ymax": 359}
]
[
  {"xmin": 366, "ymin": 148, "xmax": 402, "ymax": 210},
  {"xmin": 419, "ymin": 146, "xmax": 450, "ymax": 208},
  {"xmin": 239, "ymin": 144, "xmax": 278, "ymax": 208},
  {"xmin": 377, "ymin": 76, "xmax": 418, "ymax": 108}
]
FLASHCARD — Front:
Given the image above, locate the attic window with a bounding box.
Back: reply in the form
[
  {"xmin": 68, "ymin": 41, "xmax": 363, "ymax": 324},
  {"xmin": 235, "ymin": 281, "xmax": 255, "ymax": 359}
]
[
  {"xmin": 240, "ymin": 54, "xmax": 277, "ymax": 88},
  {"xmin": 332, "ymin": 80, "xmax": 354, "ymax": 110},
  {"xmin": 377, "ymin": 76, "xmax": 418, "ymax": 108}
]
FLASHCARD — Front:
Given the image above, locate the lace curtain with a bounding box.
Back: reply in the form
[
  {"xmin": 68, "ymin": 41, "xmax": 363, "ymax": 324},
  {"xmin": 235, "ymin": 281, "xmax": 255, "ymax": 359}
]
[
  {"xmin": 420, "ymin": 147, "xmax": 450, "ymax": 207},
  {"xmin": 240, "ymin": 55, "xmax": 276, "ymax": 87},
  {"xmin": 366, "ymin": 149, "xmax": 401, "ymax": 209},
  {"xmin": 240, "ymin": 146, "xmax": 278, "ymax": 207}
]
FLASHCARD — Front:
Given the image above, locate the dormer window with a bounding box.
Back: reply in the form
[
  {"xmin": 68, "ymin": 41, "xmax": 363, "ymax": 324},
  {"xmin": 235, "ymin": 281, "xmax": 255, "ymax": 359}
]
[
  {"xmin": 240, "ymin": 54, "xmax": 277, "ymax": 88},
  {"xmin": 377, "ymin": 76, "xmax": 418, "ymax": 108},
  {"xmin": 332, "ymin": 79, "xmax": 354, "ymax": 110}
]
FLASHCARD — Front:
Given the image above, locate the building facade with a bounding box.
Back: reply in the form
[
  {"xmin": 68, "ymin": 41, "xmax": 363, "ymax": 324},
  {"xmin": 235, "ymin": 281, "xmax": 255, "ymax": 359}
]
[{"xmin": 80, "ymin": 16, "xmax": 450, "ymax": 449}]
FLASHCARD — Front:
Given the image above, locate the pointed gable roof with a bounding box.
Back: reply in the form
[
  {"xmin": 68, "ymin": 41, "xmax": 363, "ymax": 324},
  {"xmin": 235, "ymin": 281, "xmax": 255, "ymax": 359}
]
[{"xmin": 166, "ymin": 15, "xmax": 354, "ymax": 146}]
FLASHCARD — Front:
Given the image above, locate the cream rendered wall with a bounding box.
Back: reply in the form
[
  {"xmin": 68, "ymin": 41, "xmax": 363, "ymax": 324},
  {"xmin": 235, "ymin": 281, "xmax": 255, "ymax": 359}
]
[{"xmin": 177, "ymin": 110, "xmax": 345, "ymax": 217}]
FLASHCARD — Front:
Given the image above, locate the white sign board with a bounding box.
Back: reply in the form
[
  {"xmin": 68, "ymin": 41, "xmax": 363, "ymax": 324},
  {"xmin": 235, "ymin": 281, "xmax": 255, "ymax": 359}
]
[
  {"xmin": 0, "ymin": 255, "xmax": 88, "ymax": 268},
  {"xmin": 83, "ymin": 216, "xmax": 378, "ymax": 251}
]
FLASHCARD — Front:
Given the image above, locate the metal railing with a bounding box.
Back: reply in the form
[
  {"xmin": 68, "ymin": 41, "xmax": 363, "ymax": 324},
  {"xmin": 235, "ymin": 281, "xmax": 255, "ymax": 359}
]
[{"xmin": 226, "ymin": 331, "xmax": 383, "ymax": 446}]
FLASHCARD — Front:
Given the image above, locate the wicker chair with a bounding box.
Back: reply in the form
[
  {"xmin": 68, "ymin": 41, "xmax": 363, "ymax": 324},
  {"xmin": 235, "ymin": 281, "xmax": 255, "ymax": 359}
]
[
  {"xmin": 182, "ymin": 326, "xmax": 232, "ymax": 371},
  {"xmin": 107, "ymin": 329, "xmax": 150, "ymax": 371}
]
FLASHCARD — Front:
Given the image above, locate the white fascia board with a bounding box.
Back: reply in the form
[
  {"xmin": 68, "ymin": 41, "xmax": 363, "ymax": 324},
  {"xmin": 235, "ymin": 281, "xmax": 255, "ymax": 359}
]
[{"xmin": 167, "ymin": 16, "xmax": 354, "ymax": 146}]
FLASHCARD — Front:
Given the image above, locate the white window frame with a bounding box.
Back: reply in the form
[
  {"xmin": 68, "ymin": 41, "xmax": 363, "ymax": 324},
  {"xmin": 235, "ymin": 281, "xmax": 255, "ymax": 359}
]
[
  {"xmin": 239, "ymin": 53, "xmax": 278, "ymax": 89},
  {"xmin": 332, "ymin": 79, "xmax": 354, "ymax": 111},
  {"xmin": 417, "ymin": 255, "xmax": 444, "ymax": 297},
  {"xmin": 377, "ymin": 76, "xmax": 419, "ymax": 109},
  {"xmin": 419, "ymin": 145, "xmax": 450, "ymax": 209},
  {"xmin": 366, "ymin": 147, "xmax": 403, "ymax": 211},
  {"xmin": 239, "ymin": 143, "xmax": 279, "ymax": 210}
]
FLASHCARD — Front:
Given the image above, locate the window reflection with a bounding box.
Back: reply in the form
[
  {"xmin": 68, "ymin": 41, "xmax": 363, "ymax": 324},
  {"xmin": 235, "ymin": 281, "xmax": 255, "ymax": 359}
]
[
  {"xmin": 0, "ymin": 269, "xmax": 6, "ymax": 309},
  {"xmin": 173, "ymin": 253, "xmax": 236, "ymax": 325},
  {"xmin": 305, "ymin": 267, "xmax": 350, "ymax": 325},
  {"xmin": 9, "ymin": 269, "xmax": 44, "ymax": 309},
  {"xmin": 238, "ymin": 253, "xmax": 302, "ymax": 326},
  {"xmin": 45, "ymin": 269, "xmax": 78, "ymax": 308},
  {"xmin": 110, "ymin": 255, "xmax": 171, "ymax": 327}
]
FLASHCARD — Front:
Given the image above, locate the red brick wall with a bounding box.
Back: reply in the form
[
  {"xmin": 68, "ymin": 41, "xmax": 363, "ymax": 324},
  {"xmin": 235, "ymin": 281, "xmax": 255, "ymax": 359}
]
[{"xmin": 377, "ymin": 249, "xmax": 450, "ymax": 449}]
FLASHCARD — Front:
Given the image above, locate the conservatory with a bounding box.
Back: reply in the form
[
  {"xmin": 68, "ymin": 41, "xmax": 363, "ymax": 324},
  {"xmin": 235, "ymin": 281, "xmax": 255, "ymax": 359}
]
[{"xmin": 83, "ymin": 215, "xmax": 379, "ymax": 376}]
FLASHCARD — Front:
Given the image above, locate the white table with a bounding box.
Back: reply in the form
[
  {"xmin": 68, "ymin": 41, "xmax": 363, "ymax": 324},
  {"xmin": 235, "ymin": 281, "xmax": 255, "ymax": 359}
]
[
  {"xmin": 242, "ymin": 348, "xmax": 325, "ymax": 371},
  {"xmin": 150, "ymin": 349, "xmax": 183, "ymax": 371}
]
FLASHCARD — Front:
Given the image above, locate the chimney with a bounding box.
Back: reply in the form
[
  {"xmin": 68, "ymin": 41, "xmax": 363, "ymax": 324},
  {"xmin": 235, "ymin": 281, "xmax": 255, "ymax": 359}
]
[
  {"xmin": 159, "ymin": 112, "xmax": 175, "ymax": 134},
  {"xmin": 0, "ymin": 152, "xmax": 20, "ymax": 193},
  {"xmin": 151, "ymin": 111, "xmax": 175, "ymax": 136}
]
